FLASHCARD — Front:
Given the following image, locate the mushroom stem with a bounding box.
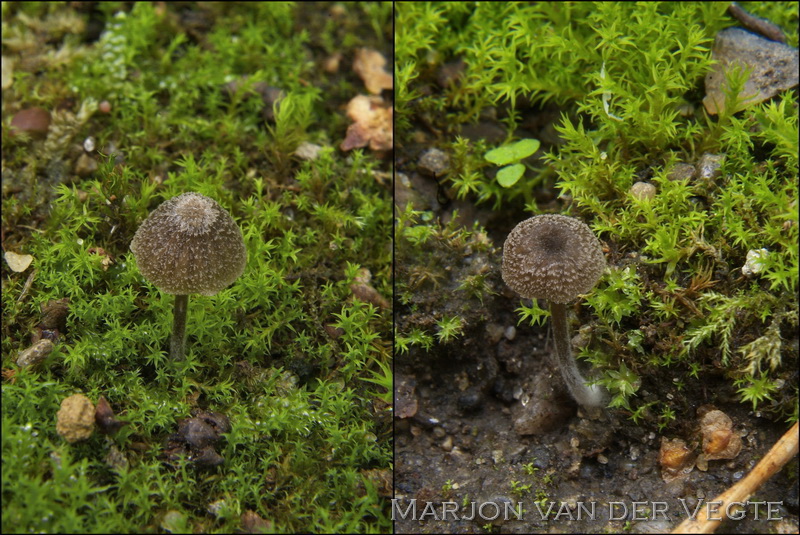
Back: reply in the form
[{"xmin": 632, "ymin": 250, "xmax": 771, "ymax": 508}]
[
  {"xmin": 549, "ymin": 302, "xmax": 607, "ymax": 408},
  {"xmin": 170, "ymin": 294, "xmax": 189, "ymax": 360}
]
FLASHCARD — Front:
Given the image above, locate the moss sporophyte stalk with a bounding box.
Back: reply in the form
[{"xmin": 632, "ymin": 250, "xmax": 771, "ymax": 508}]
[{"xmin": 130, "ymin": 192, "xmax": 246, "ymax": 360}]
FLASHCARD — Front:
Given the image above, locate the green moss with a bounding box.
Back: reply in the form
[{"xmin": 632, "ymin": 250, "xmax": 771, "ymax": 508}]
[{"xmin": 3, "ymin": 2, "xmax": 391, "ymax": 533}]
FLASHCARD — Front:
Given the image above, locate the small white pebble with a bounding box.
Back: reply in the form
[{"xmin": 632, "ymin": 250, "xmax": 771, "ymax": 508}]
[
  {"xmin": 503, "ymin": 325, "xmax": 516, "ymax": 341},
  {"xmin": 742, "ymin": 248, "xmax": 769, "ymax": 276},
  {"xmin": 630, "ymin": 181, "xmax": 656, "ymax": 201}
]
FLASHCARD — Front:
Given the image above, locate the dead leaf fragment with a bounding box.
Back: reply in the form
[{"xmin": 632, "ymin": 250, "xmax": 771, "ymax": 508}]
[
  {"xmin": 659, "ymin": 437, "xmax": 696, "ymax": 482},
  {"xmin": 4, "ymin": 251, "xmax": 33, "ymax": 272},
  {"xmin": 88, "ymin": 247, "xmax": 113, "ymax": 270},
  {"xmin": 95, "ymin": 396, "xmax": 127, "ymax": 435},
  {"xmin": 350, "ymin": 267, "xmax": 390, "ymax": 308},
  {"xmin": 353, "ymin": 48, "xmax": 393, "ymax": 94},
  {"xmin": 341, "ymin": 95, "xmax": 392, "ymax": 152},
  {"xmin": 700, "ymin": 409, "xmax": 742, "ymax": 461}
]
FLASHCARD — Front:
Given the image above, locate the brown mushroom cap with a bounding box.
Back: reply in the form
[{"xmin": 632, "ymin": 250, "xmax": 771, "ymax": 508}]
[
  {"xmin": 131, "ymin": 192, "xmax": 246, "ymax": 296},
  {"xmin": 502, "ymin": 214, "xmax": 605, "ymax": 304}
]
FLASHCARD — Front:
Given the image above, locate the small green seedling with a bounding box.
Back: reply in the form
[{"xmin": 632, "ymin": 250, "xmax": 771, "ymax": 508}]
[{"xmin": 484, "ymin": 138, "xmax": 540, "ymax": 187}]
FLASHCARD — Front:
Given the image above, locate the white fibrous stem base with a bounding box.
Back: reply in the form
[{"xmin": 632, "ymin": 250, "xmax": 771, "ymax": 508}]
[{"xmin": 549, "ymin": 301, "xmax": 608, "ymax": 408}]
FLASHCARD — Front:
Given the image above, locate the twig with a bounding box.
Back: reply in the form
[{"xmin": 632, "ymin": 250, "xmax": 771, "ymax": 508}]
[
  {"xmin": 727, "ymin": 3, "xmax": 787, "ymax": 43},
  {"xmin": 672, "ymin": 421, "xmax": 799, "ymax": 533}
]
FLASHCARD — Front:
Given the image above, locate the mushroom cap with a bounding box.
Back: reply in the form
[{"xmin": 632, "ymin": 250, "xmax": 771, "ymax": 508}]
[
  {"xmin": 131, "ymin": 192, "xmax": 247, "ymax": 296},
  {"xmin": 502, "ymin": 214, "xmax": 605, "ymax": 304}
]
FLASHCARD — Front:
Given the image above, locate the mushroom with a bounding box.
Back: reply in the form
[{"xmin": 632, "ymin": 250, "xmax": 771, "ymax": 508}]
[
  {"xmin": 502, "ymin": 214, "xmax": 607, "ymax": 408},
  {"xmin": 131, "ymin": 192, "xmax": 247, "ymax": 360}
]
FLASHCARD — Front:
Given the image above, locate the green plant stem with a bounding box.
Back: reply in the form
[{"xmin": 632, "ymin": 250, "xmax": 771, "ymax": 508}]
[
  {"xmin": 549, "ymin": 301, "xmax": 607, "ymax": 408},
  {"xmin": 171, "ymin": 294, "xmax": 188, "ymax": 360}
]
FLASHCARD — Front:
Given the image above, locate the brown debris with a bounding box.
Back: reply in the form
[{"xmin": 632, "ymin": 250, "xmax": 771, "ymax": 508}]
[
  {"xmin": 9, "ymin": 107, "xmax": 51, "ymax": 137},
  {"xmin": 700, "ymin": 409, "xmax": 742, "ymax": 461},
  {"xmin": 40, "ymin": 298, "xmax": 70, "ymax": 331},
  {"xmin": 673, "ymin": 422, "xmax": 798, "ymax": 534},
  {"xmin": 163, "ymin": 409, "xmax": 231, "ymax": 468},
  {"xmin": 359, "ymin": 468, "xmax": 393, "ymax": 498},
  {"xmin": 396, "ymin": 377, "xmax": 419, "ymax": 419},
  {"xmin": 87, "ymin": 247, "xmax": 113, "ymax": 270},
  {"xmin": 352, "ymin": 48, "xmax": 392, "ymax": 94},
  {"xmin": 340, "ymin": 95, "xmax": 392, "ymax": 152},
  {"xmin": 95, "ymin": 396, "xmax": 127, "ymax": 435},
  {"xmin": 659, "ymin": 437, "xmax": 696, "ymax": 482},
  {"xmin": 350, "ymin": 268, "xmax": 389, "ymax": 309},
  {"xmin": 239, "ymin": 510, "xmax": 274, "ymax": 534}
]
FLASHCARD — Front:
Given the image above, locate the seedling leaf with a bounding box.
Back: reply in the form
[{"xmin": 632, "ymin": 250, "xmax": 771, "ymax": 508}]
[
  {"xmin": 496, "ymin": 163, "xmax": 525, "ymax": 187},
  {"xmin": 484, "ymin": 138, "xmax": 540, "ymax": 165}
]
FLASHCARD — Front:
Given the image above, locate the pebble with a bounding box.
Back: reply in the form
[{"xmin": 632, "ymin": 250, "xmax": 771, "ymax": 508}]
[
  {"xmin": 697, "ymin": 153, "xmax": 725, "ymax": 180},
  {"xmin": 293, "ymin": 141, "xmax": 324, "ymax": 161},
  {"xmin": 440, "ymin": 435, "xmax": 454, "ymax": 452},
  {"xmin": 417, "ymin": 148, "xmax": 450, "ymax": 176},
  {"xmin": 457, "ymin": 389, "xmax": 483, "ymax": 412},
  {"xmin": 161, "ymin": 510, "xmax": 187, "ymax": 533},
  {"xmin": 396, "ymin": 377, "xmax": 419, "ymax": 419},
  {"xmin": 503, "ymin": 325, "xmax": 516, "ymax": 341},
  {"xmin": 704, "ymin": 27, "xmax": 799, "ymax": 115},
  {"xmin": 75, "ymin": 153, "xmax": 98, "ymax": 177},
  {"xmin": 742, "ymin": 248, "xmax": 769, "ymax": 276},
  {"xmin": 4, "ymin": 251, "xmax": 33, "ymax": 272},
  {"xmin": 485, "ymin": 323, "xmax": 505, "ymax": 344},
  {"xmin": 667, "ymin": 162, "xmax": 696, "ymax": 181},
  {"xmin": 56, "ymin": 394, "xmax": 95, "ymax": 443},
  {"xmin": 630, "ymin": 181, "xmax": 656, "ymax": 201},
  {"xmin": 16, "ymin": 339, "xmax": 54, "ymax": 368}
]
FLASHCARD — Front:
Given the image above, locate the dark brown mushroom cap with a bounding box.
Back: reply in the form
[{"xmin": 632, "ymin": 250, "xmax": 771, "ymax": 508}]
[
  {"xmin": 130, "ymin": 192, "xmax": 246, "ymax": 296},
  {"xmin": 502, "ymin": 214, "xmax": 605, "ymax": 304}
]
